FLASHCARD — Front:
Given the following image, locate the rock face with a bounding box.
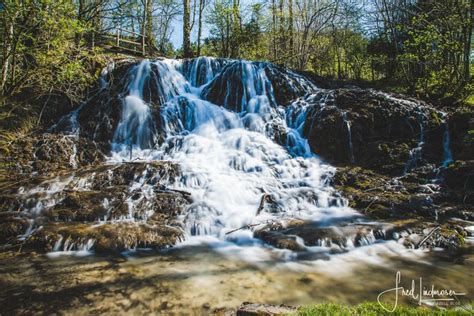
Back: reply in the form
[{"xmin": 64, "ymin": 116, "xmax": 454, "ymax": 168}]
[
  {"xmin": 301, "ymin": 89, "xmax": 445, "ymax": 175},
  {"xmin": 1, "ymin": 133, "xmax": 104, "ymax": 177},
  {"xmin": 0, "ymin": 161, "xmax": 190, "ymax": 253},
  {"xmin": 255, "ymin": 88, "xmax": 473, "ymax": 251},
  {"xmin": 201, "ymin": 61, "xmax": 316, "ymax": 111}
]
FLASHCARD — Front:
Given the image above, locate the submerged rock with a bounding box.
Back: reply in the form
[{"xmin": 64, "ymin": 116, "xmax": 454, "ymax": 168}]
[{"xmin": 254, "ymin": 218, "xmax": 388, "ymax": 253}]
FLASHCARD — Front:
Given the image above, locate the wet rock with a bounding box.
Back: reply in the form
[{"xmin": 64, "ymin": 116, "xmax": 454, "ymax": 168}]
[
  {"xmin": 68, "ymin": 161, "xmax": 181, "ymax": 190},
  {"xmin": 1, "ymin": 134, "xmax": 104, "ymax": 177},
  {"xmin": 25, "ymin": 222, "xmax": 182, "ymax": 253},
  {"xmin": 0, "ymin": 215, "xmax": 29, "ymax": 244},
  {"xmin": 443, "ymin": 160, "xmax": 474, "ymax": 205},
  {"xmin": 236, "ymin": 302, "xmax": 297, "ymax": 316},
  {"xmin": 263, "ymin": 64, "xmax": 317, "ymax": 105},
  {"xmin": 255, "ymin": 219, "xmax": 388, "ymax": 251},
  {"xmin": 201, "ymin": 61, "xmax": 316, "ymax": 111},
  {"xmin": 332, "ymin": 166, "xmax": 472, "ymax": 249},
  {"xmin": 0, "ymin": 161, "xmax": 190, "ymax": 253},
  {"xmin": 448, "ymin": 108, "xmax": 474, "ymax": 161},
  {"xmin": 332, "ymin": 165, "xmax": 458, "ymax": 220},
  {"xmin": 302, "ymin": 89, "xmax": 445, "ymax": 175},
  {"xmin": 386, "ymin": 222, "xmax": 468, "ymax": 250}
]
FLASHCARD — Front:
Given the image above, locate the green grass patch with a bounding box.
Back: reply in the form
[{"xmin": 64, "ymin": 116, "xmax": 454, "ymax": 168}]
[{"xmin": 297, "ymin": 302, "xmax": 473, "ymax": 315}]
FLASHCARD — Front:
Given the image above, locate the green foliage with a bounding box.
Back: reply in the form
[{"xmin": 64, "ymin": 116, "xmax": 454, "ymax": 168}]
[
  {"xmin": 398, "ymin": 8, "xmax": 466, "ymax": 99},
  {"xmin": 365, "ymin": 0, "xmax": 472, "ymax": 102},
  {"xmin": 1, "ymin": 0, "xmax": 471, "ymax": 109},
  {"xmin": 309, "ymin": 30, "xmax": 372, "ymax": 80},
  {"xmin": 1, "ymin": 0, "xmax": 104, "ymax": 100}
]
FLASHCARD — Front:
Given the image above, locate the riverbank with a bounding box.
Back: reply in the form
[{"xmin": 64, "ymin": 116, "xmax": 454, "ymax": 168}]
[{"xmin": 1, "ymin": 241, "xmax": 473, "ymax": 314}]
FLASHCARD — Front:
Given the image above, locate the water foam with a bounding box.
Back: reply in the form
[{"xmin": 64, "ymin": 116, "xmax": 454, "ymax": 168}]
[{"xmin": 109, "ymin": 58, "xmax": 362, "ymax": 253}]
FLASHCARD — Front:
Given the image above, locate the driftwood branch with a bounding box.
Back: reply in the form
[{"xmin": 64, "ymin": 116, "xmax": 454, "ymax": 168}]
[
  {"xmin": 225, "ymin": 223, "xmax": 262, "ymax": 235},
  {"xmin": 416, "ymin": 226, "xmax": 440, "ymax": 249},
  {"xmin": 364, "ymin": 197, "xmax": 379, "ymax": 213}
]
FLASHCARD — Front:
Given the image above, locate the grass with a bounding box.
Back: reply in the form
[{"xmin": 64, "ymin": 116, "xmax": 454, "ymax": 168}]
[{"xmin": 297, "ymin": 302, "xmax": 473, "ymax": 315}]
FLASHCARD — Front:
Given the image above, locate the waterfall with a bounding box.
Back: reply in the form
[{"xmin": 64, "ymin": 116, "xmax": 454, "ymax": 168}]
[
  {"xmin": 441, "ymin": 113, "xmax": 453, "ymax": 167},
  {"xmin": 113, "ymin": 60, "xmax": 155, "ymax": 151},
  {"xmin": 342, "ymin": 111, "xmax": 355, "ymax": 164},
  {"xmin": 404, "ymin": 108, "xmax": 425, "ymax": 174},
  {"xmin": 285, "ymin": 99, "xmax": 313, "ymax": 157},
  {"xmin": 109, "ymin": 58, "xmax": 358, "ymax": 243},
  {"xmin": 185, "ymin": 57, "xmax": 222, "ymax": 87}
]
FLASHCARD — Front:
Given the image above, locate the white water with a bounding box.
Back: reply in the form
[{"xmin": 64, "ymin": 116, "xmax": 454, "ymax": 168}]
[
  {"xmin": 342, "ymin": 111, "xmax": 355, "ymax": 163},
  {"xmin": 113, "ymin": 60, "xmax": 155, "ymax": 150},
  {"xmin": 441, "ymin": 113, "xmax": 454, "ymax": 167},
  {"xmin": 108, "ymin": 58, "xmax": 366, "ymax": 254},
  {"xmin": 404, "ymin": 107, "xmax": 425, "ymax": 174}
]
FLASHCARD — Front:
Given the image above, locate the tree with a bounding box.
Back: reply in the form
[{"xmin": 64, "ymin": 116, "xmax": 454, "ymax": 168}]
[
  {"xmin": 206, "ymin": 0, "xmax": 233, "ymax": 57},
  {"xmin": 183, "ymin": 0, "xmax": 192, "ymax": 57},
  {"xmin": 230, "ymin": 0, "xmax": 241, "ymax": 57},
  {"xmin": 293, "ymin": 0, "xmax": 340, "ymax": 70},
  {"xmin": 197, "ymin": 0, "xmax": 206, "ymax": 56},
  {"xmin": 143, "ymin": 0, "xmax": 155, "ymax": 51}
]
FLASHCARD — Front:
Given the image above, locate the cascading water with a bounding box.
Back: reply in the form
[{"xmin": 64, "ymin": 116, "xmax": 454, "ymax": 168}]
[
  {"xmin": 113, "ymin": 60, "xmax": 155, "ymax": 150},
  {"xmin": 19, "ymin": 57, "xmax": 432, "ymax": 261},
  {"xmin": 342, "ymin": 111, "xmax": 355, "ymax": 164},
  {"xmin": 441, "ymin": 113, "xmax": 454, "ymax": 168},
  {"xmin": 109, "ymin": 58, "xmax": 367, "ymax": 253},
  {"xmin": 404, "ymin": 107, "xmax": 425, "ymax": 174}
]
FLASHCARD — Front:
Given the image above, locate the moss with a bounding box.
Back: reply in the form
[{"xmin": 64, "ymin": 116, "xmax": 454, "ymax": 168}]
[
  {"xmin": 440, "ymin": 227, "xmax": 465, "ymax": 246},
  {"xmin": 298, "ymin": 303, "xmax": 352, "ymax": 315},
  {"xmin": 430, "ymin": 111, "xmax": 443, "ymax": 127},
  {"xmin": 298, "ymin": 302, "xmax": 473, "ymax": 315}
]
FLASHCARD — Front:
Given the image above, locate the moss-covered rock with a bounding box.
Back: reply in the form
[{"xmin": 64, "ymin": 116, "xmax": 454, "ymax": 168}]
[
  {"xmin": 25, "ymin": 222, "xmax": 183, "ymax": 253},
  {"xmin": 0, "ymin": 161, "xmax": 190, "ymax": 253},
  {"xmin": 0, "ymin": 133, "xmax": 105, "ymax": 178},
  {"xmin": 302, "ymin": 89, "xmax": 446, "ymax": 175}
]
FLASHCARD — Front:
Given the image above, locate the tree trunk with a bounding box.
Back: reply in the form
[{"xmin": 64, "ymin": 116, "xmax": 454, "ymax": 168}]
[
  {"xmin": 463, "ymin": 0, "xmax": 472, "ymax": 83},
  {"xmin": 279, "ymin": 0, "xmax": 286, "ymax": 56},
  {"xmin": 1, "ymin": 14, "xmax": 14, "ymax": 94},
  {"xmin": 183, "ymin": 0, "xmax": 192, "ymax": 57},
  {"xmin": 272, "ymin": 0, "xmax": 277, "ymax": 60},
  {"xmin": 197, "ymin": 0, "xmax": 204, "ymax": 56},
  {"xmin": 145, "ymin": 0, "xmax": 154, "ymax": 52},
  {"xmin": 231, "ymin": 0, "xmax": 240, "ymax": 58},
  {"xmin": 288, "ymin": 0, "xmax": 293, "ymax": 59}
]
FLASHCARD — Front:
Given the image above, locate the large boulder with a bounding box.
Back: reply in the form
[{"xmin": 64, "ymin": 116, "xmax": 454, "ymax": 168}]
[{"xmin": 201, "ymin": 61, "xmax": 316, "ymax": 111}]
